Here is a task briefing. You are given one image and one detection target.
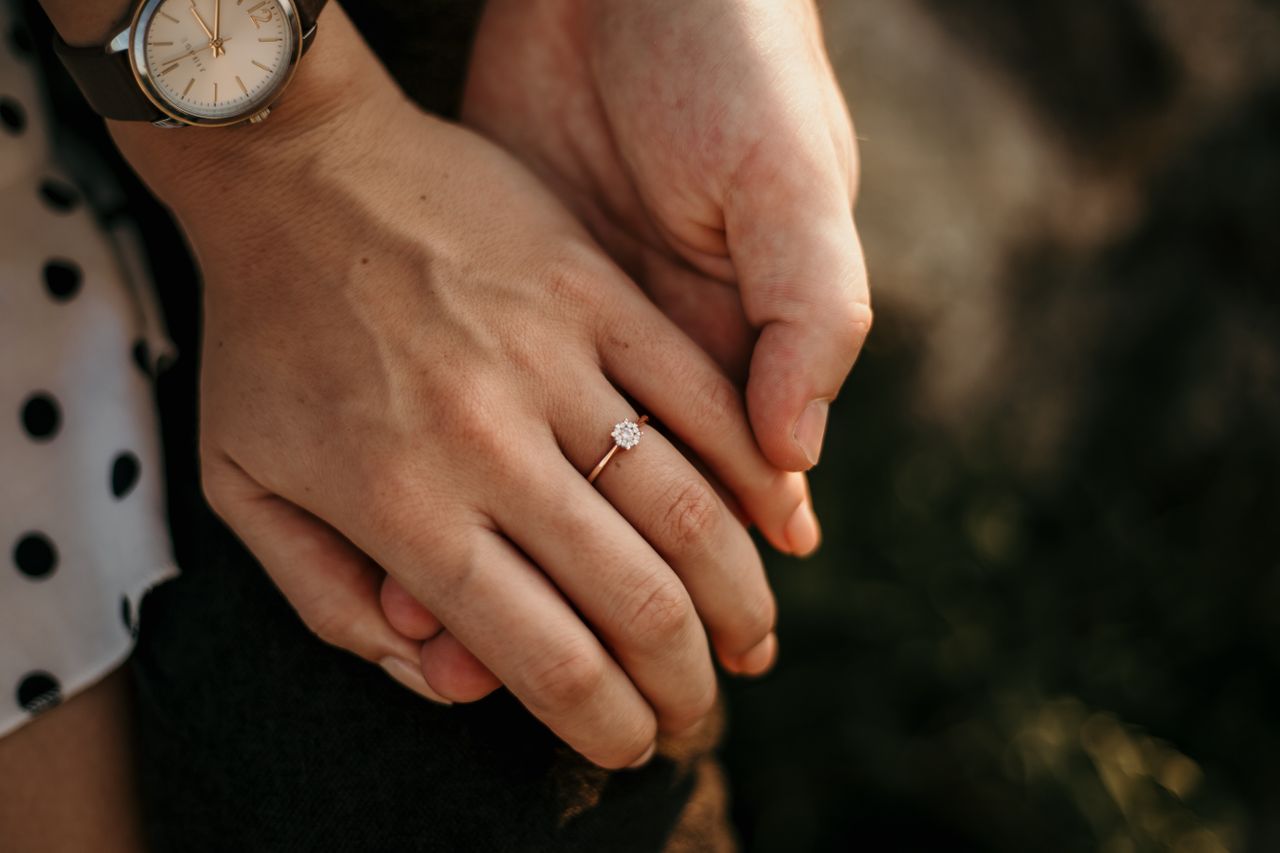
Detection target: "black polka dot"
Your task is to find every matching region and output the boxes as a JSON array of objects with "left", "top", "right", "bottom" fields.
[
  {"left": 38, "top": 179, "right": 80, "bottom": 213},
  {"left": 0, "top": 97, "right": 24, "bottom": 134},
  {"left": 111, "top": 452, "right": 141, "bottom": 498},
  {"left": 9, "top": 25, "right": 33, "bottom": 58},
  {"left": 20, "top": 392, "right": 61, "bottom": 441},
  {"left": 13, "top": 533, "right": 57, "bottom": 579},
  {"left": 121, "top": 596, "right": 134, "bottom": 633},
  {"left": 16, "top": 672, "right": 61, "bottom": 714},
  {"left": 43, "top": 259, "right": 82, "bottom": 301}
]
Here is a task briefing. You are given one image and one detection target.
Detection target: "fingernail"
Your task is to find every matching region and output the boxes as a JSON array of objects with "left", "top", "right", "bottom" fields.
[
  {"left": 627, "top": 742, "right": 657, "bottom": 769},
  {"left": 785, "top": 500, "right": 822, "bottom": 557},
  {"left": 379, "top": 656, "right": 453, "bottom": 706},
  {"left": 793, "top": 400, "right": 830, "bottom": 467},
  {"left": 728, "top": 632, "right": 778, "bottom": 677}
]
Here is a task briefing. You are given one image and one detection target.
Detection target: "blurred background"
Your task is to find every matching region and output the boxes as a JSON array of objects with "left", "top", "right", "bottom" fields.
[{"left": 721, "top": 1, "right": 1280, "bottom": 851}]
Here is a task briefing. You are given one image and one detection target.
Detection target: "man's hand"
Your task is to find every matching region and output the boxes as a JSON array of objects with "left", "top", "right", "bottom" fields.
[
  {"left": 110, "top": 6, "right": 803, "bottom": 768},
  {"left": 464, "top": 0, "right": 871, "bottom": 481}
]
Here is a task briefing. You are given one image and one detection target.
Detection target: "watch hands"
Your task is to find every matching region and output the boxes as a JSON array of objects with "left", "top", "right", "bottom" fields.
[
  {"left": 189, "top": 2, "right": 224, "bottom": 57},
  {"left": 159, "top": 37, "right": 232, "bottom": 68},
  {"left": 189, "top": 3, "right": 213, "bottom": 41},
  {"left": 213, "top": 0, "right": 223, "bottom": 57}
]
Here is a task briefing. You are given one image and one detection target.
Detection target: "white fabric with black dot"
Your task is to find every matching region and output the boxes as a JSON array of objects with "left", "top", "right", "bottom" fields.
[{"left": 0, "top": 4, "right": 176, "bottom": 738}]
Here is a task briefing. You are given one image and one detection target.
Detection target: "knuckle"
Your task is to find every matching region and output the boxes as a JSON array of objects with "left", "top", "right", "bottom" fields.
[
  {"left": 433, "top": 394, "right": 517, "bottom": 466},
  {"left": 661, "top": 478, "right": 722, "bottom": 554},
  {"left": 620, "top": 573, "right": 693, "bottom": 653},
  {"left": 524, "top": 639, "right": 608, "bottom": 716},
  {"left": 541, "top": 248, "right": 607, "bottom": 318},
  {"left": 840, "top": 297, "right": 874, "bottom": 355}
]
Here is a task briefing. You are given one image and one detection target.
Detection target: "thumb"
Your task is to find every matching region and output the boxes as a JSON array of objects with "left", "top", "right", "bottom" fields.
[{"left": 727, "top": 167, "right": 871, "bottom": 472}]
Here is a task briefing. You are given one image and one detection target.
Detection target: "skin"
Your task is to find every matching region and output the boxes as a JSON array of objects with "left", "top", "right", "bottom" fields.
[
  {"left": 383, "top": 0, "right": 870, "bottom": 699},
  {"left": 0, "top": 671, "right": 146, "bottom": 853},
  {"left": 109, "top": 6, "right": 813, "bottom": 769},
  {"left": 463, "top": 0, "right": 871, "bottom": 470},
  {"left": 28, "top": 0, "right": 863, "bottom": 778}
]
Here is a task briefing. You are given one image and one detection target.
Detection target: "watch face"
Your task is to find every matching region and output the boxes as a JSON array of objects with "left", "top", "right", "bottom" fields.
[{"left": 132, "top": 0, "right": 301, "bottom": 125}]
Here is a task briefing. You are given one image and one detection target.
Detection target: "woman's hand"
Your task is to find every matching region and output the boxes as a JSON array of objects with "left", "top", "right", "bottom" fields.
[
  {"left": 111, "top": 7, "right": 808, "bottom": 768},
  {"left": 464, "top": 0, "right": 872, "bottom": 472}
]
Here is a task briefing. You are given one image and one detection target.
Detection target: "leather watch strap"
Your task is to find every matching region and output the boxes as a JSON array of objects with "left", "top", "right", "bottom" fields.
[
  {"left": 54, "top": 36, "right": 161, "bottom": 122},
  {"left": 52, "top": 0, "right": 329, "bottom": 123},
  {"left": 295, "top": 0, "right": 327, "bottom": 33}
]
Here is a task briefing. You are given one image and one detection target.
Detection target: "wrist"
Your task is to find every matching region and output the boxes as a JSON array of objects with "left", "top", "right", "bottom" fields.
[{"left": 108, "top": 3, "right": 400, "bottom": 223}]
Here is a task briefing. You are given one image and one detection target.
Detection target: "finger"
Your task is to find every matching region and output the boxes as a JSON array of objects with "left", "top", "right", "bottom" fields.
[
  {"left": 725, "top": 146, "right": 872, "bottom": 472},
  {"left": 380, "top": 574, "right": 443, "bottom": 641},
  {"left": 596, "top": 280, "right": 821, "bottom": 556},
  {"left": 419, "top": 630, "right": 503, "bottom": 703},
  {"left": 589, "top": 220, "right": 756, "bottom": 385},
  {"left": 380, "top": 576, "right": 502, "bottom": 700},
  {"left": 553, "top": 376, "right": 777, "bottom": 675},
  {"left": 639, "top": 248, "right": 755, "bottom": 385},
  {"left": 496, "top": 458, "right": 718, "bottom": 734},
  {"left": 350, "top": 510, "right": 658, "bottom": 769},
  {"left": 202, "top": 458, "right": 451, "bottom": 705}
]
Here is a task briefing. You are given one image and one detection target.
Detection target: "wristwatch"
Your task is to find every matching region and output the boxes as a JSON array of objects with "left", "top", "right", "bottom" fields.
[{"left": 54, "top": 0, "right": 328, "bottom": 128}]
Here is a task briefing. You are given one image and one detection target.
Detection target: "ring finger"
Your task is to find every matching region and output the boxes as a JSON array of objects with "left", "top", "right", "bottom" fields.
[
  {"left": 555, "top": 374, "right": 777, "bottom": 672},
  {"left": 495, "top": 428, "right": 719, "bottom": 734}
]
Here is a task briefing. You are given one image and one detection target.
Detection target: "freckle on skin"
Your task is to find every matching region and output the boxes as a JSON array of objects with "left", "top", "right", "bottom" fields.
[
  {"left": 361, "top": 257, "right": 369, "bottom": 265},
  {"left": 419, "top": 195, "right": 426, "bottom": 201}
]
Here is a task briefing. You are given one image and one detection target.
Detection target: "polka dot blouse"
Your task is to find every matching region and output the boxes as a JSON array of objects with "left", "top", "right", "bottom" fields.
[{"left": 1, "top": 5, "right": 176, "bottom": 737}]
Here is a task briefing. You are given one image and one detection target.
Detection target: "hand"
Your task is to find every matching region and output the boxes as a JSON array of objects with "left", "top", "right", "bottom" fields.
[
  {"left": 111, "top": 7, "right": 804, "bottom": 768},
  {"left": 463, "top": 0, "right": 871, "bottom": 475}
]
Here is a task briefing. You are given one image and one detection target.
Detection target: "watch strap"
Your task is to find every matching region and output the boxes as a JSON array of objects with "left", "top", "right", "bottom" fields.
[
  {"left": 52, "top": 0, "right": 329, "bottom": 123},
  {"left": 295, "top": 0, "right": 327, "bottom": 34},
  {"left": 54, "top": 37, "right": 161, "bottom": 122}
]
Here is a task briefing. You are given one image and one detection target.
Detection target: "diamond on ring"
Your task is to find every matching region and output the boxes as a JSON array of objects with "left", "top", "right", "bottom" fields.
[{"left": 611, "top": 419, "right": 643, "bottom": 450}]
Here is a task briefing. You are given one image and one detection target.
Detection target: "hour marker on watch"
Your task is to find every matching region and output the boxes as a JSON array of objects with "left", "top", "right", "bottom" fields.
[
  {"left": 151, "top": 40, "right": 174, "bottom": 46},
  {"left": 213, "top": 82, "right": 218, "bottom": 105},
  {"left": 252, "top": 60, "right": 271, "bottom": 72},
  {"left": 159, "top": 10, "right": 179, "bottom": 23},
  {"left": 182, "top": 77, "right": 195, "bottom": 97},
  {"left": 159, "top": 63, "right": 179, "bottom": 76},
  {"left": 258, "top": 37, "right": 282, "bottom": 42},
  {"left": 236, "top": 75, "right": 248, "bottom": 95}
]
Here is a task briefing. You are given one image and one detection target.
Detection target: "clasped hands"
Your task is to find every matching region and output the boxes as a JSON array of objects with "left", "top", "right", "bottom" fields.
[{"left": 113, "top": 0, "right": 869, "bottom": 769}]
